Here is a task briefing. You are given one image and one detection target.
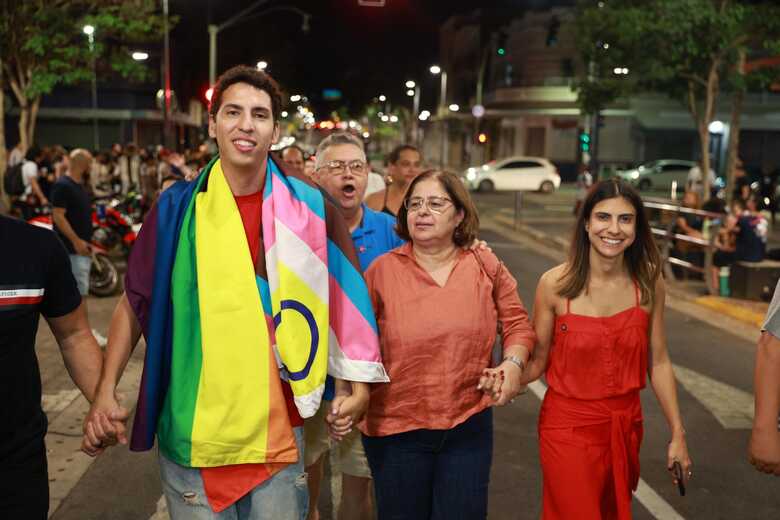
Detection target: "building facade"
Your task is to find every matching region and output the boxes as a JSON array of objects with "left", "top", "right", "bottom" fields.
[{"left": 423, "top": 7, "right": 780, "bottom": 181}]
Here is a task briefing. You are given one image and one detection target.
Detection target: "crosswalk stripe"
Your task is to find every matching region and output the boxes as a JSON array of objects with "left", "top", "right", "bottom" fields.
[
  {"left": 525, "top": 380, "right": 685, "bottom": 520},
  {"left": 673, "top": 363, "right": 754, "bottom": 429}
]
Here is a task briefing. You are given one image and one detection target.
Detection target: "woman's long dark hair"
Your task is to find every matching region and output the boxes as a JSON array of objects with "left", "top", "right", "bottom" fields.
[{"left": 558, "top": 178, "right": 661, "bottom": 305}]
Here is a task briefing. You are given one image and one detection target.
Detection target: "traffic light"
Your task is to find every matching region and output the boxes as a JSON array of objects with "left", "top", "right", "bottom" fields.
[
  {"left": 496, "top": 30, "right": 508, "bottom": 56},
  {"left": 477, "top": 132, "right": 488, "bottom": 144},
  {"left": 579, "top": 131, "right": 591, "bottom": 152}
]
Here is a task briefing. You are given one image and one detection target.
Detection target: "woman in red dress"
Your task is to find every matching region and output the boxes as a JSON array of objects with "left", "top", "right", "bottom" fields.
[{"left": 523, "top": 179, "right": 692, "bottom": 519}]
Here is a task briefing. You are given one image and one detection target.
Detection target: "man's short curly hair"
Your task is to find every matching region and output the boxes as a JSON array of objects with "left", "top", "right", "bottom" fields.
[{"left": 208, "top": 65, "right": 283, "bottom": 122}]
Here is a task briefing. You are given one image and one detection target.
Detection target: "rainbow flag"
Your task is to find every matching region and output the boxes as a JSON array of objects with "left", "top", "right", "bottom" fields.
[{"left": 125, "top": 155, "right": 388, "bottom": 467}]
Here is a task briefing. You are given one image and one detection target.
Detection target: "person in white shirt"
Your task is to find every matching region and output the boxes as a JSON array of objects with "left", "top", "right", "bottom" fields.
[
  {"left": 8, "top": 142, "right": 24, "bottom": 168},
  {"left": 364, "top": 170, "right": 386, "bottom": 199},
  {"left": 21, "top": 146, "right": 48, "bottom": 206},
  {"left": 686, "top": 161, "right": 716, "bottom": 198}
]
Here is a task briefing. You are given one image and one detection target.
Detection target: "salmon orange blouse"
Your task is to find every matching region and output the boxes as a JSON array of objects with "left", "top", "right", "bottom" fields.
[{"left": 362, "top": 243, "right": 536, "bottom": 437}]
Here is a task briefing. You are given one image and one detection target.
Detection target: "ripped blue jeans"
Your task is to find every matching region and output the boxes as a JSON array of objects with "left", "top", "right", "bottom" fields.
[{"left": 159, "top": 427, "right": 308, "bottom": 520}]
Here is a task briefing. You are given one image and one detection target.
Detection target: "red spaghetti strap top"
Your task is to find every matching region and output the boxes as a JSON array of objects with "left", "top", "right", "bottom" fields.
[{"left": 546, "top": 283, "right": 650, "bottom": 400}]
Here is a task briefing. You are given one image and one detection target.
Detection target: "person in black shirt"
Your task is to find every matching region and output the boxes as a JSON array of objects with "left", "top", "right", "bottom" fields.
[
  {"left": 0, "top": 215, "right": 103, "bottom": 519},
  {"left": 735, "top": 194, "right": 769, "bottom": 262},
  {"left": 51, "top": 149, "right": 94, "bottom": 296}
]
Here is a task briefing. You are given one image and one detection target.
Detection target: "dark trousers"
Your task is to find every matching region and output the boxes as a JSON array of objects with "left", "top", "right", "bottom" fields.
[
  {"left": 363, "top": 408, "right": 493, "bottom": 520},
  {"left": 0, "top": 442, "right": 49, "bottom": 519}
]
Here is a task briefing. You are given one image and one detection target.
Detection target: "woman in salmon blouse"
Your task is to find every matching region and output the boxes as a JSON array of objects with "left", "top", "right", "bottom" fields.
[
  {"left": 524, "top": 179, "right": 692, "bottom": 519},
  {"left": 360, "top": 169, "right": 536, "bottom": 520}
]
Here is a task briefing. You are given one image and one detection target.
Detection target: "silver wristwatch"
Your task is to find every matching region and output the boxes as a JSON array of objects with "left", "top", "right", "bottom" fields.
[{"left": 502, "top": 355, "right": 525, "bottom": 371}]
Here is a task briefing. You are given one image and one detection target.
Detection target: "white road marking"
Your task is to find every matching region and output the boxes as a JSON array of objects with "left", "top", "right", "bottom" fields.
[
  {"left": 47, "top": 359, "right": 143, "bottom": 518},
  {"left": 525, "top": 380, "right": 685, "bottom": 520},
  {"left": 673, "top": 363, "right": 754, "bottom": 429},
  {"left": 635, "top": 479, "right": 685, "bottom": 520}
]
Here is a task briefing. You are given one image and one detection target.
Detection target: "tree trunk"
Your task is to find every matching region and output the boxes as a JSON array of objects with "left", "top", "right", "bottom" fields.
[
  {"left": 700, "top": 60, "right": 720, "bottom": 199},
  {"left": 725, "top": 49, "right": 746, "bottom": 206},
  {"left": 18, "top": 103, "right": 29, "bottom": 152},
  {"left": 725, "top": 89, "right": 744, "bottom": 205},
  {"left": 28, "top": 96, "right": 40, "bottom": 146},
  {"left": 698, "top": 120, "right": 711, "bottom": 198}
]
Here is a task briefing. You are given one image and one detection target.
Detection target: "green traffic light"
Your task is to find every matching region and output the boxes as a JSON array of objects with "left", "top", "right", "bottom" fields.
[
  {"left": 497, "top": 48, "right": 506, "bottom": 56},
  {"left": 580, "top": 133, "right": 591, "bottom": 143}
]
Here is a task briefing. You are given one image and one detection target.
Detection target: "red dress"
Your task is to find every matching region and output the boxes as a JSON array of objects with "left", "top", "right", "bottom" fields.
[{"left": 539, "top": 285, "right": 649, "bottom": 520}]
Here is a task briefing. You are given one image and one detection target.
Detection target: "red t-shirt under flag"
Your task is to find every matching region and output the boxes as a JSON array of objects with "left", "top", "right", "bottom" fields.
[{"left": 201, "top": 191, "right": 303, "bottom": 512}]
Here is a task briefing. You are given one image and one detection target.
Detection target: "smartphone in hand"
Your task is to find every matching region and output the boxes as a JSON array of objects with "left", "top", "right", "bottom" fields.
[{"left": 672, "top": 461, "right": 686, "bottom": 496}]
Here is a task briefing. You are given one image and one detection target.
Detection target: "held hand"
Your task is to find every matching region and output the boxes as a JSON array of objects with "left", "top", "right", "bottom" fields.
[
  {"left": 478, "top": 367, "right": 503, "bottom": 402},
  {"left": 326, "top": 390, "right": 369, "bottom": 441},
  {"left": 75, "top": 239, "right": 92, "bottom": 257},
  {"left": 81, "top": 390, "right": 130, "bottom": 457},
  {"left": 667, "top": 435, "right": 693, "bottom": 486},
  {"left": 749, "top": 428, "right": 780, "bottom": 476},
  {"left": 479, "top": 361, "right": 525, "bottom": 406},
  {"left": 326, "top": 395, "right": 353, "bottom": 441},
  {"left": 184, "top": 167, "right": 200, "bottom": 182},
  {"left": 467, "top": 238, "right": 492, "bottom": 253}
]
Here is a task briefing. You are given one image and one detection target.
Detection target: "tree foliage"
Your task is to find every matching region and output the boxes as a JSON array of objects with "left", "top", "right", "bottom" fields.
[
  {"left": 0, "top": 0, "right": 170, "bottom": 151},
  {"left": 573, "top": 0, "right": 780, "bottom": 194}
]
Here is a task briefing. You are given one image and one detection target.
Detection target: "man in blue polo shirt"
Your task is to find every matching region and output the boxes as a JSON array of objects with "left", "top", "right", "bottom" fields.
[{"left": 305, "top": 131, "right": 402, "bottom": 520}]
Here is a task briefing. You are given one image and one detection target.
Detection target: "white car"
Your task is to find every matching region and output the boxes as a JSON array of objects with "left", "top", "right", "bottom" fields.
[
  {"left": 464, "top": 156, "right": 561, "bottom": 193},
  {"left": 616, "top": 159, "right": 696, "bottom": 192}
]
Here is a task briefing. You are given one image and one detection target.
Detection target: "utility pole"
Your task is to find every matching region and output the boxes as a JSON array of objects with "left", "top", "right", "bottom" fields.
[{"left": 163, "top": 0, "right": 173, "bottom": 148}]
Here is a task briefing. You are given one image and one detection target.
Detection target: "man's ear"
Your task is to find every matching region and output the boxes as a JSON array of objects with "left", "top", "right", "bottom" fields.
[
  {"left": 208, "top": 115, "right": 217, "bottom": 139},
  {"left": 272, "top": 122, "right": 280, "bottom": 144}
]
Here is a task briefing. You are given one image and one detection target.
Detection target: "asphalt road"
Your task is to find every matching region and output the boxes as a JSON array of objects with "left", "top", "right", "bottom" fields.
[{"left": 35, "top": 191, "right": 778, "bottom": 519}]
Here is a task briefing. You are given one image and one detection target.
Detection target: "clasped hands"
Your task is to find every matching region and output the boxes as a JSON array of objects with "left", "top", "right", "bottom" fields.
[
  {"left": 478, "top": 358, "right": 527, "bottom": 407},
  {"left": 326, "top": 382, "right": 370, "bottom": 441},
  {"left": 81, "top": 386, "right": 130, "bottom": 457}
]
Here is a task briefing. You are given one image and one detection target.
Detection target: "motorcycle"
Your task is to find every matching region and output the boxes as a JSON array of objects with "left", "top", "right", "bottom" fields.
[
  {"left": 92, "top": 196, "right": 139, "bottom": 257},
  {"left": 25, "top": 206, "right": 121, "bottom": 297}
]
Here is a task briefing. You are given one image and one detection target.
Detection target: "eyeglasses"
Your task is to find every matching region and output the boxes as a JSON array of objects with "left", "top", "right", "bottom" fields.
[
  {"left": 319, "top": 160, "right": 368, "bottom": 176},
  {"left": 404, "top": 196, "right": 453, "bottom": 214}
]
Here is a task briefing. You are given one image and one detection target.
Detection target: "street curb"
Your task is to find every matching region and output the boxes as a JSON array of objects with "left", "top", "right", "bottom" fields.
[
  {"left": 694, "top": 296, "right": 765, "bottom": 329},
  {"left": 484, "top": 211, "right": 766, "bottom": 330}
]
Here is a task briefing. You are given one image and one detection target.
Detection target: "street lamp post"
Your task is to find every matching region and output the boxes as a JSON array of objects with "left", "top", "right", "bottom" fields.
[
  {"left": 162, "top": 0, "right": 173, "bottom": 148},
  {"left": 405, "top": 80, "right": 421, "bottom": 144},
  {"left": 83, "top": 24, "right": 99, "bottom": 151},
  {"left": 208, "top": 3, "right": 310, "bottom": 87},
  {"left": 430, "top": 65, "right": 448, "bottom": 168}
]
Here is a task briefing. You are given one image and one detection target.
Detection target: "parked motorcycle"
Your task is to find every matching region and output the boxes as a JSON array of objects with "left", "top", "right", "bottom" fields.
[
  {"left": 92, "top": 197, "right": 138, "bottom": 257},
  {"left": 25, "top": 206, "right": 121, "bottom": 297}
]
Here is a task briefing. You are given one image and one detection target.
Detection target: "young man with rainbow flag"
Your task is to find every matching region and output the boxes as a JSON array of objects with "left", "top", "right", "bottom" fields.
[{"left": 81, "top": 65, "right": 389, "bottom": 519}]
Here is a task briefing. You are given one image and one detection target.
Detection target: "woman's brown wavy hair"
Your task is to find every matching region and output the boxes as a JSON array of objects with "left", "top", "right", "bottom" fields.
[{"left": 557, "top": 178, "right": 661, "bottom": 305}]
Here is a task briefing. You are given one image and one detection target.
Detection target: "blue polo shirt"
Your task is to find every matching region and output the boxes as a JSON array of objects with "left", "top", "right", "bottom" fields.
[
  {"left": 352, "top": 204, "right": 405, "bottom": 271},
  {"left": 324, "top": 205, "right": 404, "bottom": 400}
]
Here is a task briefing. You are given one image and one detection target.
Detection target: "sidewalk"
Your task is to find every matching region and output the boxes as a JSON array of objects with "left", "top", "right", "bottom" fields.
[{"left": 482, "top": 208, "right": 770, "bottom": 331}]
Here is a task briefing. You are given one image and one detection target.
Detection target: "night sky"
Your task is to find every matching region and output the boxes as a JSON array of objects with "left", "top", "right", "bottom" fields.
[{"left": 167, "top": 0, "right": 573, "bottom": 118}]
